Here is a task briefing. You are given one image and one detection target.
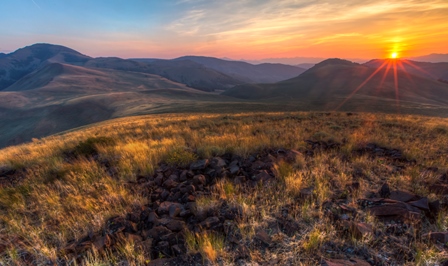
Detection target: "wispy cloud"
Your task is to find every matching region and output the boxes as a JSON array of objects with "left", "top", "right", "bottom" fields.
[
  {"left": 30, "top": 0, "right": 41, "bottom": 10},
  {"left": 161, "top": 0, "right": 448, "bottom": 58}
]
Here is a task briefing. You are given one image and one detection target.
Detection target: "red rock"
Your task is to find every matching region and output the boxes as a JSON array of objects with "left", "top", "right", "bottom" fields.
[
  {"left": 352, "top": 222, "right": 373, "bottom": 239},
  {"left": 389, "top": 190, "right": 418, "bottom": 202},
  {"left": 409, "top": 198, "right": 429, "bottom": 211}
]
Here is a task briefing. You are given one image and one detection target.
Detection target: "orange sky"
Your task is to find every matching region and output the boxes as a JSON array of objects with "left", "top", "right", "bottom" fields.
[{"left": 1, "top": 0, "right": 448, "bottom": 60}]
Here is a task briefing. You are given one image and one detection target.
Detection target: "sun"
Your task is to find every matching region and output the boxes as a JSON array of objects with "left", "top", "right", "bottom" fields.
[{"left": 390, "top": 52, "right": 398, "bottom": 59}]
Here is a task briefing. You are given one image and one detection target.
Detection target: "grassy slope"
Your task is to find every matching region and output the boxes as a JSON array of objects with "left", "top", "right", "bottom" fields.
[
  {"left": 0, "top": 63, "right": 249, "bottom": 148},
  {"left": 0, "top": 112, "right": 447, "bottom": 265}
]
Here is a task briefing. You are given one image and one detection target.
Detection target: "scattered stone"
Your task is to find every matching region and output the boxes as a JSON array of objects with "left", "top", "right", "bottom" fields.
[{"left": 190, "top": 159, "right": 209, "bottom": 170}]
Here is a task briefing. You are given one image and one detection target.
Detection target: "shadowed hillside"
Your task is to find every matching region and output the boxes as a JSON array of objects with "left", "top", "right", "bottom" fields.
[
  {"left": 171, "top": 56, "right": 306, "bottom": 83},
  {"left": 224, "top": 58, "right": 448, "bottom": 110},
  {"left": 365, "top": 59, "right": 448, "bottom": 81},
  {"left": 0, "top": 43, "right": 91, "bottom": 90}
]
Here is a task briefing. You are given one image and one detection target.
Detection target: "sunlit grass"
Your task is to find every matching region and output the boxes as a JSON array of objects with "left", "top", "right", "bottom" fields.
[{"left": 0, "top": 111, "right": 447, "bottom": 264}]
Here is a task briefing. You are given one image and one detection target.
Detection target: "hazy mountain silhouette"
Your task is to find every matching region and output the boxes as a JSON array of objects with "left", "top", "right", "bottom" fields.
[
  {"left": 0, "top": 53, "right": 7, "bottom": 59},
  {"left": 408, "top": 53, "right": 448, "bottom": 63},
  {"left": 170, "top": 56, "right": 306, "bottom": 83},
  {"left": 224, "top": 58, "right": 448, "bottom": 106}
]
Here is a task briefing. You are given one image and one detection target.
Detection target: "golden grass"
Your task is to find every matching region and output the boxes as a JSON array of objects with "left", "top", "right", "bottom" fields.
[{"left": 0, "top": 111, "right": 447, "bottom": 264}]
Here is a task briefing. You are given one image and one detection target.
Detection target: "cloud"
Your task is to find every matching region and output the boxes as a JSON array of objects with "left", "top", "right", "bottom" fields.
[{"left": 161, "top": 0, "right": 448, "bottom": 58}]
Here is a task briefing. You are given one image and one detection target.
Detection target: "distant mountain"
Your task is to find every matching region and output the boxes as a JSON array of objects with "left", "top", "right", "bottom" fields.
[
  {"left": 89, "top": 57, "right": 242, "bottom": 91},
  {"left": 0, "top": 44, "right": 242, "bottom": 92},
  {"left": 364, "top": 59, "right": 448, "bottom": 81},
  {"left": 408, "top": 54, "right": 448, "bottom": 63},
  {"left": 224, "top": 58, "right": 448, "bottom": 107},
  {"left": 0, "top": 43, "right": 91, "bottom": 90},
  {"left": 0, "top": 53, "right": 7, "bottom": 59},
  {"left": 244, "top": 57, "right": 367, "bottom": 65},
  {"left": 296, "top": 63, "right": 315, "bottom": 69},
  {"left": 170, "top": 56, "right": 306, "bottom": 83}
]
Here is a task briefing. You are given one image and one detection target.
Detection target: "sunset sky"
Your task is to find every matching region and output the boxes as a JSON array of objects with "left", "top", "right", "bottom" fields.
[{"left": 1, "top": 0, "right": 448, "bottom": 60}]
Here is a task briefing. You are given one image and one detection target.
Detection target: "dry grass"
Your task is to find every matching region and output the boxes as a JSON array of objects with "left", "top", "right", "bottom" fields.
[{"left": 0, "top": 111, "right": 448, "bottom": 264}]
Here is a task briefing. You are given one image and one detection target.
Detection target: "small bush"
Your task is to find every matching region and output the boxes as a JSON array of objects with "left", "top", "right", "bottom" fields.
[
  {"left": 165, "top": 147, "right": 197, "bottom": 167},
  {"left": 73, "top": 137, "right": 116, "bottom": 157},
  {"left": 185, "top": 230, "right": 224, "bottom": 262}
]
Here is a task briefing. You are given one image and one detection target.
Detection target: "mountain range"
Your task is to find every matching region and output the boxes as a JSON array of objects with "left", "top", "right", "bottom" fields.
[{"left": 1, "top": 43, "right": 448, "bottom": 148}]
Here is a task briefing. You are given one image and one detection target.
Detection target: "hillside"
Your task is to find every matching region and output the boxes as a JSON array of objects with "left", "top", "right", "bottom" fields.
[
  {"left": 0, "top": 43, "right": 91, "bottom": 90},
  {"left": 0, "top": 112, "right": 447, "bottom": 265},
  {"left": 364, "top": 59, "right": 448, "bottom": 81},
  {"left": 0, "top": 62, "right": 245, "bottom": 147},
  {"left": 224, "top": 58, "right": 448, "bottom": 111}
]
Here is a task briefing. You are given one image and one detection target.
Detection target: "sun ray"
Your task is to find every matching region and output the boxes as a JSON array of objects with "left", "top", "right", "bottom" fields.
[
  {"left": 402, "top": 59, "right": 438, "bottom": 79},
  {"left": 335, "top": 60, "right": 388, "bottom": 110},
  {"left": 397, "top": 60, "right": 414, "bottom": 84},
  {"left": 393, "top": 60, "right": 400, "bottom": 112},
  {"left": 378, "top": 59, "right": 392, "bottom": 92}
]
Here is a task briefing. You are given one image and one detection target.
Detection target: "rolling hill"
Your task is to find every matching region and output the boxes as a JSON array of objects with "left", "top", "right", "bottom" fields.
[
  {"left": 0, "top": 43, "right": 91, "bottom": 90},
  {"left": 0, "top": 62, "right": 245, "bottom": 147},
  {"left": 171, "top": 56, "right": 306, "bottom": 83},
  {"left": 223, "top": 58, "right": 448, "bottom": 110}
]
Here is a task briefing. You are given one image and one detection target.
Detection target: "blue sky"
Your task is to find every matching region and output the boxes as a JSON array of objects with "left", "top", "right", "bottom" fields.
[{"left": 1, "top": 0, "right": 448, "bottom": 59}]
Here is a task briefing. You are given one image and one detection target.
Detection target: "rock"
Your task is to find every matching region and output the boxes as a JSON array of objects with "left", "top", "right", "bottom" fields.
[
  {"left": 155, "top": 241, "right": 171, "bottom": 257},
  {"left": 409, "top": 198, "right": 429, "bottom": 212},
  {"left": 165, "top": 220, "right": 185, "bottom": 232},
  {"left": 251, "top": 160, "right": 265, "bottom": 170},
  {"left": 230, "top": 165, "right": 240, "bottom": 175},
  {"left": 253, "top": 170, "right": 271, "bottom": 183},
  {"left": 169, "top": 204, "right": 182, "bottom": 218},
  {"left": 180, "top": 184, "right": 195, "bottom": 194},
  {"left": 193, "top": 175, "right": 206, "bottom": 186},
  {"left": 200, "top": 216, "right": 221, "bottom": 230},
  {"left": 378, "top": 183, "right": 390, "bottom": 198},
  {"left": 389, "top": 190, "right": 418, "bottom": 202},
  {"left": 162, "top": 179, "right": 178, "bottom": 190},
  {"left": 322, "top": 258, "right": 371, "bottom": 266},
  {"left": 148, "top": 258, "right": 174, "bottom": 266},
  {"left": 423, "top": 232, "right": 448, "bottom": 244},
  {"left": 157, "top": 202, "right": 183, "bottom": 215},
  {"left": 171, "top": 244, "right": 185, "bottom": 256},
  {"left": 254, "top": 230, "right": 272, "bottom": 247},
  {"left": 234, "top": 176, "right": 246, "bottom": 185},
  {"left": 190, "top": 159, "right": 209, "bottom": 170},
  {"left": 368, "top": 202, "right": 420, "bottom": 221},
  {"left": 146, "top": 226, "right": 172, "bottom": 241},
  {"left": 351, "top": 222, "right": 373, "bottom": 239},
  {"left": 212, "top": 157, "right": 227, "bottom": 168}
]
